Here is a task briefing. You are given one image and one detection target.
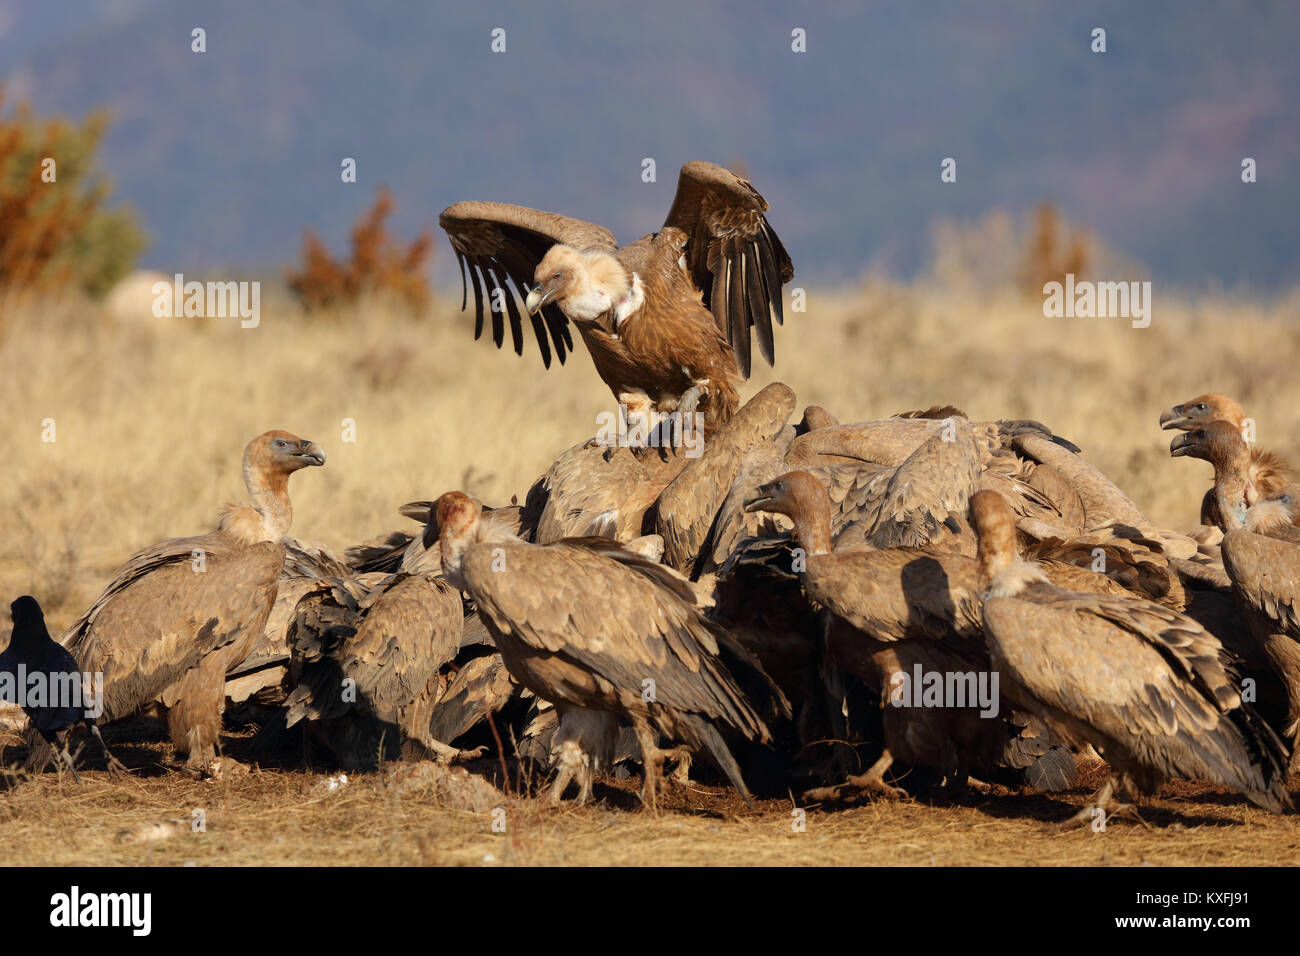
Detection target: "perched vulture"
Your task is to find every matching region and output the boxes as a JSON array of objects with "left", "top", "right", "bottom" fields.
[
  {"left": 437, "top": 491, "right": 788, "bottom": 807},
  {"left": 1159, "top": 393, "right": 1291, "bottom": 527},
  {"left": 971, "top": 489, "right": 1290, "bottom": 826},
  {"left": 440, "top": 161, "right": 793, "bottom": 429},
  {"left": 743, "top": 471, "right": 1085, "bottom": 799},
  {"left": 1176, "top": 422, "right": 1300, "bottom": 752},
  {"left": 62, "top": 430, "right": 325, "bottom": 770},
  {"left": 3, "top": 596, "right": 123, "bottom": 779}
]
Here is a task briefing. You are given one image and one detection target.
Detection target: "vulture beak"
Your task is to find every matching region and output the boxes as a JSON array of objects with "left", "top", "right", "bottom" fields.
[
  {"left": 743, "top": 484, "right": 777, "bottom": 513},
  {"left": 1159, "top": 404, "right": 1188, "bottom": 430},
  {"left": 1168, "top": 433, "right": 1194, "bottom": 457},
  {"left": 297, "top": 441, "right": 326, "bottom": 466},
  {"left": 525, "top": 285, "right": 555, "bottom": 315}
]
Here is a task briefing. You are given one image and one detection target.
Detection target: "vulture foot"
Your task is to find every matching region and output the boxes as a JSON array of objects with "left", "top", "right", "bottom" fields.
[
  {"left": 803, "top": 751, "right": 907, "bottom": 803},
  {"left": 631, "top": 719, "right": 670, "bottom": 812},
  {"left": 1052, "top": 778, "right": 1150, "bottom": 832},
  {"left": 668, "top": 748, "right": 693, "bottom": 786},
  {"left": 411, "top": 735, "right": 486, "bottom": 765}
]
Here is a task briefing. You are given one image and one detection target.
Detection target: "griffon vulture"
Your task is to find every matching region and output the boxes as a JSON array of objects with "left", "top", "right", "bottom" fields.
[
  {"left": 440, "top": 161, "right": 793, "bottom": 429},
  {"left": 1175, "top": 422, "right": 1300, "bottom": 753},
  {"left": 62, "top": 430, "right": 325, "bottom": 770},
  {"left": 971, "top": 489, "right": 1290, "bottom": 826},
  {"left": 436, "top": 491, "right": 788, "bottom": 808},
  {"left": 1160, "top": 393, "right": 1291, "bottom": 527}
]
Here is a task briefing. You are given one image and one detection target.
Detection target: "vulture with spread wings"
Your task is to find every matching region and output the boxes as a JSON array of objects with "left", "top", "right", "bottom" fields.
[{"left": 440, "top": 162, "right": 793, "bottom": 429}]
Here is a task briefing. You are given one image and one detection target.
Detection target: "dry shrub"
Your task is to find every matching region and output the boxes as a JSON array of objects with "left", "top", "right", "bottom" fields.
[
  {"left": 1016, "top": 202, "right": 1093, "bottom": 297},
  {"left": 286, "top": 186, "right": 433, "bottom": 314},
  {"left": 0, "top": 87, "right": 145, "bottom": 301},
  {"left": 927, "top": 202, "right": 1138, "bottom": 297}
]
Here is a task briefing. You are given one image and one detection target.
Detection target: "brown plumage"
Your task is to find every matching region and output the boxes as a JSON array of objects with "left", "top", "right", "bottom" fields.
[
  {"left": 1246, "top": 483, "right": 1300, "bottom": 544},
  {"left": 283, "top": 571, "right": 479, "bottom": 768},
  {"left": 1179, "top": 424, "right": 1300, "bottom": 752},
  {"left": 1159, "top": 392, "right": 1291, "bottom": 526},
  {"left": 63, "top": 430, "right": 324, "bottom": 770},
  {"left": 1169, "top": 420, "right": 1260, "bottom": 531},
  {"left": 522, "top": 441, "right": 684, "bottom": 544},
  {"left": 971, "top": 489, "right": 1290, "bottom": 825},
  {"left": 437, "top": 491, "right": 788, "bottom": 808},
  {"left": 440, "top": 162, "right": 793, "bottom": 429},
  {"left": 742, "top": 472, "right": 1086, "bottom": 798},
  {"left": 783, "top": 416, "right": 982, "bottom": 554},
  {"left": 654, "top": 382, "right": 796, "bottom": 572}
]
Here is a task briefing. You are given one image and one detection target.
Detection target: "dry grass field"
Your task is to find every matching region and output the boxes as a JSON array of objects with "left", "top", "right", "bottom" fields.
[{"left": 3, "top": 278, "right": 1300, "bottom": 865}]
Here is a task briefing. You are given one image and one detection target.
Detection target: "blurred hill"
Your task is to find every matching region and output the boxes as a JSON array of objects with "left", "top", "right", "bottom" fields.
[{"left": 2, "top": 0, "right": 1297, "bottom": 288}]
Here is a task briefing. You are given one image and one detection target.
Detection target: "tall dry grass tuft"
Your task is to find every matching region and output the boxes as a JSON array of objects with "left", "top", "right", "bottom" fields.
[{"left": 3, "top": 278, "right": 1298, "bottom": 636}]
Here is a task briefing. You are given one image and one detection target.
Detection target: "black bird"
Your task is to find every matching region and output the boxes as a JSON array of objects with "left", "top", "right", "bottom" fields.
[{"left": 2, "top": 596, "right": 124, "bottom": 780}]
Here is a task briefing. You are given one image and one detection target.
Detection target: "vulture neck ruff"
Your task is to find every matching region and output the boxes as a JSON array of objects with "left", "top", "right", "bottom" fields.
[
  {"left": 220, "top": 441, "right": 299, "bottom": 543},
  {"left": 1209, "top": 439, "right": 1257, "bottom": 531}
]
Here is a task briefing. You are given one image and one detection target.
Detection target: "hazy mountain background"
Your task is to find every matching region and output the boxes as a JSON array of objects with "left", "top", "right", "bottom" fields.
[{"left": 2, "top": 0, "right": 1296, "bottom": 289}]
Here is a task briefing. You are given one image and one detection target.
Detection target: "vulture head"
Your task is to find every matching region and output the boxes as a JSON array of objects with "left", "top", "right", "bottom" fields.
[
  {"left": 245, "top": 430, "right": 326, "bottom": 480},
  {"left": 221, "top": 431, "right": 325, "bottom": 543},
  {"left": 1159, "top": 393, "right": 1245, "bottom": 431},
  {"left": 744, "top": 470, "right": 825, "bottom": 519},
  {"left": 526, "top": 245, "right": 631, "bottom": 324},
  {"left": 1168, "top": 420, "right": 1247, "bottom": 464},
  {"left": 969, "top": 489, "right": 1025, "bottom": 593},
  {"left": 434, "top": 491, "right": 482, "bottom": 589},
  {"left": 744, "top": 470, "right": 832, "bottom": 554}
]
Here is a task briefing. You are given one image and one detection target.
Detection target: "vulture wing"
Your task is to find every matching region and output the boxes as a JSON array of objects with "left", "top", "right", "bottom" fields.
[
  {"left": 439, "top": 201, "right": 617, "bottom": 367},
  {"left": 662, "top": 162, "right": 793, "bottom": 377},
  {"left": 60, "top": 532, "right": 220, "bottom": 656},
  {"left": 984, "top": 583, "right": 1288, "bottom": 808},
  {"left": 1222, "top": 529, "right": 1300, "bottom": 635},
  {"left": 286, "top": 573, "right": 462, "bottom": 726},
  {"left": 805, "top": 549, "right": 984, "bottom": 644},
  {"left": 463, "top": 541, "right": 772, "bottom": 742},
  {"left": 76, "top": 542, "right": 284, "bottom": 722},
  {"left": 867, "top": 417, "right": 982, "bottom": 549}
]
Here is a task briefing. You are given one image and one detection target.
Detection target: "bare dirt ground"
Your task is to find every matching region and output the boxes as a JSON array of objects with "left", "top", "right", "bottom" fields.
[{"left": 3, "top": 721, "right": 1297, "bottom": 866}]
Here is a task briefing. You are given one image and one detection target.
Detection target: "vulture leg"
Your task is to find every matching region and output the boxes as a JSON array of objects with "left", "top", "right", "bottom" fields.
[
  {"left": 803, "top": 749, "right": 907, "bottom": 803},
  {"left": 669, "top": 749, "right": 693, "bottom": 785},
  {"left": 1054, "top": 777, "right": 1150, "bottom": 832},
  {"left": 674, "top": 384, "right": 707, "bottom": 449},
  {"left": 546, "top": 739, "right": 587, "bottom": 806},
  {"left": 89, "top": 725, "right": 128, "bottom": 777},
  {"left": 408, "top": 733, "right": 486, "bottom": 765},
  {"left": 619, "top": 391, "right": 655, "bottom": 450},
  {"left": 163, "top": 655, "right": 229, "bottom": 771},
  {"left": 630, "top": 717, "right": 665, "bottom": 812}
]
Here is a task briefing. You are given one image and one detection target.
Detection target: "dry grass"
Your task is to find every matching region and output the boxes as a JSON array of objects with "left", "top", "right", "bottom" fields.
[
  {"left": 3, "top": 724, "right": 1298, "bottom": 866},
  {"left": 3, "top": 279, "right": 1300, "bottom": 865}
]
